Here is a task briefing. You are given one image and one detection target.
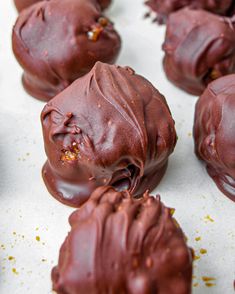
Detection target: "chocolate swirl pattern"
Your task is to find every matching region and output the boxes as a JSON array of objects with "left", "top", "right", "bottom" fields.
[
  {"left": 52, "top": 186, "right": 193, "bottom": 294},
  {"left": 163, "top": 8, "right": 235, "bottom": 95},
  {"left": 194, "top": 74, "right": 235, "bottom": 202},
  {"left": 41, "top": 62, "right": 177, "bottom": 207},
  {"left": 12, "top": 0, "right": 120, "bottom": 101}
]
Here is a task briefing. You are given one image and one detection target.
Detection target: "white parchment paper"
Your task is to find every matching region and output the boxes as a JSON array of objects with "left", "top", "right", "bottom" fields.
[{"left": 0, "top": 0, "right": 234, "bottom": 293}]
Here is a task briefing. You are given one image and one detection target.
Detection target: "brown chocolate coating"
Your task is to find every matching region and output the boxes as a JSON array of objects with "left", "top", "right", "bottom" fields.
[
  {"left": 13, "top": 0, "right": 111, "bottom": 12},
  {"left": 41, "top": 62, "right": 177, "bottom": 207},
  {"left": 194, "top": 74, "right": 235, "bottom": 202},
  {"left": 12, "top": 0, "right": 120, "bottom": 101},
  {"left": 145, "top": 0, "right": 233, "bottom": 24},
  {"left": 163, "top": 8, "right": 235, "bottom": 96},
  {"left": 52, "top": 186, "right": 193, "bottom": 294}
]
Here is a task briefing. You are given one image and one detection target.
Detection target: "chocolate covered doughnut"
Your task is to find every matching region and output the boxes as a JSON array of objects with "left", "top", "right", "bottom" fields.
[
  {"left": 52, "top": 186, "right": 193, "bottom": 294},
  {"left": 194, "top": 74, "right": 235, "bottom": 202},
  {"left": 146, "top": 0, "right": 234, "bottom": 24},
  {"left": 12, "top": 0, "right": 120, "bottom": 101},
  {"left": 41, "top": 62, "right": 177, "bottom": 207},
  {"left": 163, "top": 8, "right": 235, "bottom": 95}
]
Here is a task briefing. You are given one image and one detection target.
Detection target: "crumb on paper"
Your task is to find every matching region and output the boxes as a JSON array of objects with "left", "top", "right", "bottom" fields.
[
  {"left": 205, "top": 282, "right": 216, "bottom": 287},
  {"left": 188, "top": 132, "right": 192, "bottom": 137},
  {"left": 8, "top": 256, "right": 15, "bottom": 261},
  {"left": 12, "top": 268, "right": 19, "bottom": 275},
  {"left": 195, "top": 236, "right": 201, "bottom": 241},
  {"left": 193, "top": 255, "right": 200, "bottom": 261},
  {"left": 36, "top": 236, "right": 40, "bottom": 242},
  {"left": 202, "top": 276, "right": 216, "bottom": 282},
  {"left": 204, "top": 215, "right": 214, "bottom": 222},
  {"left": 193, "top": 283, "right": 199, "bottom": 287},
  {"left": 200, "top": 248, "right": 207, "bottom": 254}
]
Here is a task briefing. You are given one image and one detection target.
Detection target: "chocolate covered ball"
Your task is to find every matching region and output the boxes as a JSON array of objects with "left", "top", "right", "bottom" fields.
[
  {"left": 13, "top": 0, "right": 111, "bottom": 12},
  {"left": 52, "top": 186, "right": 193, "bottom": 294},
  {"left": 145, "top": 0, "right": 233, "bottom": 24},
  {"left": 41, "top": 62, "right": 177, "bottom": 207},
  {"left": 12, "top": 0, "right": 120, "bottom": 101},
  {"left": 163, "top": 8, "right": 235, "bottom": 95},
  {"left": 194, "top": 74, "right": 235, "bottom": 202}
]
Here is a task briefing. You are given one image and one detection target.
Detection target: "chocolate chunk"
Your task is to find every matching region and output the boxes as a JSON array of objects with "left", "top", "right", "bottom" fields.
[
  {"left": 163, "top": 7, "right": 235, "bottom": 95},
  {"left": 145, "top": 0, "right": 233, "bottom": 24},
  {"left": 41, "top": 62, "right": 177, "bottom": 207},
  {"left": 12, "top": 0, "right": 120, "bottom": 101},
  {"left": 52, "top": 186, "right": 193, "bottom": 294},
  {"left": 194, "top": 74, "right": 235, "bottom": 202}
]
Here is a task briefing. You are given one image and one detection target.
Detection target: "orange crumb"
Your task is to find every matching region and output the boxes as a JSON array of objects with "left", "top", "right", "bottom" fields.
[
  {"left": 205, "top": 282, "right": 216, "bottom": 287},
  {"left": 12, "top": 268, "right": 19, "bottom": 275},
  {"left": 193, "top": 255, "right": 200, "bottom": 261},
  {"left": 170, "top": 208, "right": 175, "bottom": 216},
  {"left": 204, "top": 215, "right": 214, "bottom": 222},
  {"left": 200, "top": 248, "right": 207, "bottom": 254},
  {"left": 193, "top": 283, "right": 199, "bottom": 287},
  {"left": 202, "top": 277, "right": 216, "bottom": 282}
]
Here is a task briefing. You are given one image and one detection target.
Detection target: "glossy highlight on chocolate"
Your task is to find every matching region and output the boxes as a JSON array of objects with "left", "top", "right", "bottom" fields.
[
  {"left": 52, "top": 186, "right": 193, "bottom": 294},
  {"left": 194, "top": 74, "right": 235, "bottom": 202},
  {"left": 145, "top": 0, "right": 234, "bottom": 24},
  {"left": 12, "top": 0, "right": 120, "bottom": 101},
  {"left": 41, "top": 62, "right": 177, "bottom": 207},
  {"left": 163, "top": 8, "right": 235, "bottom": 95}
]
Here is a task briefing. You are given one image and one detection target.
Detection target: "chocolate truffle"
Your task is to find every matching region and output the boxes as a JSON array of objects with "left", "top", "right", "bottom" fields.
[
  {"left": 14, "top": 0, "right": 111, "bottom": 12},
  {"left": 12, "top": 0, "right": 120, "bottom": 101},
  {"left": 194, "top": 74, "right": 235, "bottom": 202},
  {"left": 163, "top": 8, "right": 235, "bottom": 95},
  {"left": 52, "top": 186, "right": 193, "bottom": 294},
  {"left": 145, "top": 0, "right": 233, "bottom": 24},
  {"left": 41, "top": 62, "right": 177, "bottom": 207}
]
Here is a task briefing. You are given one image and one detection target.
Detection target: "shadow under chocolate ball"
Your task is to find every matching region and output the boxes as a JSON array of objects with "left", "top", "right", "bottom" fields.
[
  {"left": 41, "top": 62, "right": 177, "bottom": 207},
  {"left": 12, "top": 0, "right": 120, "bottom": 101}
]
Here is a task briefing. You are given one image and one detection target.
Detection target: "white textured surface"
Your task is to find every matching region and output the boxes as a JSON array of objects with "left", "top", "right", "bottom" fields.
[{"left": 0, "top": 0, "right": 234, "bottom": 293}]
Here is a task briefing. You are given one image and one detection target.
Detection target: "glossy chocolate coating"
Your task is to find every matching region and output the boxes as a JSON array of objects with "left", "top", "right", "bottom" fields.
[
  {"left": 163, "top": 8, "right": 235, "bottom": 95},
  {"left": 12, "top": 0, "right": 120, "bottom": 101},
  {"left": 41, "top": 62, "right": 177, "bottom": 207},
  {"left": 194, "top": 74, "right": 235, "bottom": 202},
  {"left": 145, "top": 0, "right": 233, "bottom": 24},
  {"left": 13, "top": 0, "right": 111, "bottom": 12},
  {"left": 52, "top": 186, "right": 193, "bottom": 294}
]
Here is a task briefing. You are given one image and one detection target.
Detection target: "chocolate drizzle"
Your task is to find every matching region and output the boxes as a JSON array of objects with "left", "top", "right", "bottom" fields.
[
  {"left": 52, "top": 186, "right": 193, "bottom": 294},
  {"left": 41, "top": 62, "right": 177, "bottom": 207},
  {"left": 12, "top": 0, "right": 120, "bottom": 101},
  {"left": 194, "top": 74, "right": 235, "bottom": 201},
  {"left": 163, "top": 8, "right": 235, "bottom": 95}
]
